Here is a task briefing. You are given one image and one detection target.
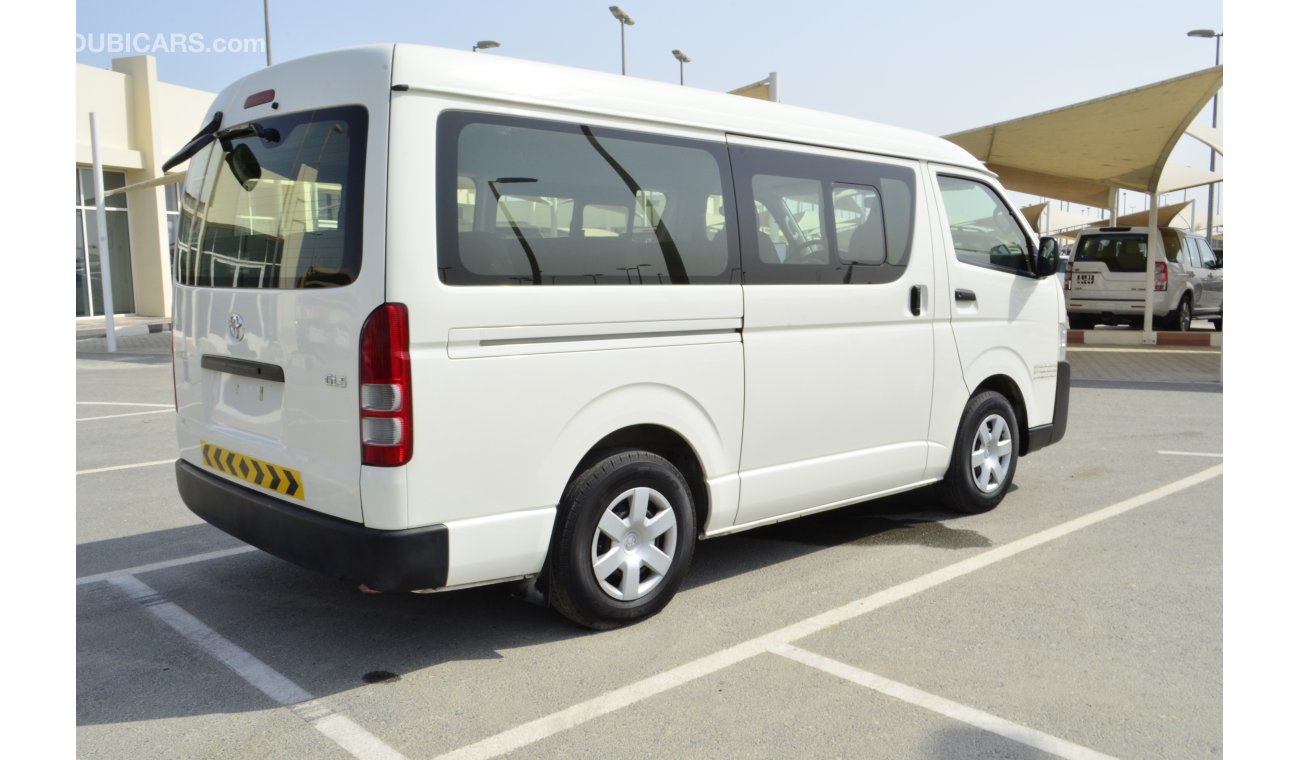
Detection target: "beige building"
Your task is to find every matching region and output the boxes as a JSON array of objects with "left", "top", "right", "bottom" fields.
[{"left": 76, "top": 55, "right": 215, "bottom": 319}]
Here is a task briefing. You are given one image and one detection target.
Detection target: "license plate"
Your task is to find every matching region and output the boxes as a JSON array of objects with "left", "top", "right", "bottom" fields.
[{"left": 1076, "top": 273, "right": 1095, "bottom": 285}]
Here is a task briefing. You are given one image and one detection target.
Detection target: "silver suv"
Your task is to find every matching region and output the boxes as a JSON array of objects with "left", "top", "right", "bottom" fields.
[{"left": 1066, "top": 226, "right": 1222, "bottom": 331}]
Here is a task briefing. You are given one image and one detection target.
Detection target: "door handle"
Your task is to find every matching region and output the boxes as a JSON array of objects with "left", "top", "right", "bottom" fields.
[
  {"left": 910, "top": 286, "right": 922, "bottom": 316},
  {"left": 955, "top": 289, "right": 977, "bottom": 302}
]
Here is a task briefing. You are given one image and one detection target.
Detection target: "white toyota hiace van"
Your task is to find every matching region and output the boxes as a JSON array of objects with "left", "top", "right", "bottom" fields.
[{"left": 167, "top": 45, "right": 1070, "bottom": 628}]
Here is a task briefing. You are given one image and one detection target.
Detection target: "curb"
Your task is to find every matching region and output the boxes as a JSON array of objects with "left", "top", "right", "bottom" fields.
[
  {"left": 1067, "top": 329, "right": 1221, "bottom": 347},
  {"left": 76, "top": 322, "right": 173, "bottom": 341}
]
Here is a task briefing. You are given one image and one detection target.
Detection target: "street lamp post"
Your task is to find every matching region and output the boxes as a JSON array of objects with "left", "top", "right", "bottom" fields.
[
  {"left": 609, "top": 6, "right": 635, "bottom": 75},
  {"left": 1187, "top": 28, "right": 1221, "bottom": 241},
  {"left": 672, "top": 49, "right": 690, "bottom": 85},
  {"left": 472, "top": 40, "right": 500, "bottom": 52}
]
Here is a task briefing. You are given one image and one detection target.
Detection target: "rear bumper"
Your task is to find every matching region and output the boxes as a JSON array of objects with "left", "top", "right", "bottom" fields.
[
  {"left": 176, "top": 459, "right": 448, "bottom": 591},
  {"left": 1067, "top": 295, "right": 1175, "bottom": 316},
  {"left": 1025, "top": 361, "right": 1070, "bottom": 454}
]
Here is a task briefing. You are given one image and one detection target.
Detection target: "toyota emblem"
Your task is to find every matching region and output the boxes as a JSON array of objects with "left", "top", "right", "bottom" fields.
[{"left": 228, "top": 313, "right": 245, "bottom": 342}]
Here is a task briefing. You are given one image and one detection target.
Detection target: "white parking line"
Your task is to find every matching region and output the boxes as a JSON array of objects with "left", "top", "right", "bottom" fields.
[
  {"left": 1158, "top": 450, "right": 1223, "bottom": 458},
  {"left": 108, "top": 575, "right": 408, "bottom": 760},
  {"left": 772, "top": 643, "right": 1118, "bottom": 760},
  {"left": 77, "top": 459, "right": 174, "bottom": 476},
  {"left": 77, "top": 546, "right": 258, "bottom": 586},
  {"left": 78, "top": 409, "right": 173, "bottom": 422},
  {"left": 433, "top": 464, "right": 1222, "bottom": 760}
]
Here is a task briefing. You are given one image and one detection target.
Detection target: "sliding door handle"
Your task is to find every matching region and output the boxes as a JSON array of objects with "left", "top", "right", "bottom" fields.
[{"left": 955, "top": 288, "right": 977, "bottom": 303}]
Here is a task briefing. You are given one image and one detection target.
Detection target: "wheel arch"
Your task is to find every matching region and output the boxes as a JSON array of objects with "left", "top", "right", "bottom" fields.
[
  {"left": 564, "top": 424, "right": 711, "bottom": 537},
  {"left": 971, "top": 374, "right": 1032, "bottom": 456}
]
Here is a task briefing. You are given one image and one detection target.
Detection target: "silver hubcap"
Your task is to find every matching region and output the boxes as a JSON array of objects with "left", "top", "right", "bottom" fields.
[
  {"left": 590, "top": 487, "right": 678, "bottom": 601},
  {"left": 970, "top": 413, "right": 1013, "bottom": 494}
]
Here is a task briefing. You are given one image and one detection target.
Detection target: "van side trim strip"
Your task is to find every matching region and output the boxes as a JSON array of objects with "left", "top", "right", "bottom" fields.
[
  {"left": 201, "top": 355, "right": 286, "bottom": 382},
  {"left": 448, "top": 319, "right": 742, "bottom": 359}
]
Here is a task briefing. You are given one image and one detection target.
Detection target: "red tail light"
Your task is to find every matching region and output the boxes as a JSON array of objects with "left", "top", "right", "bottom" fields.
[
  {"left": 1064, "top": 261, "right": 1073, "bottom": 290},
  {"left": 359, "top": 303, "right": 412, "bottom": 467},
  {"left": 1154, "top": 261, "right": 1168, "bottom": 292}
]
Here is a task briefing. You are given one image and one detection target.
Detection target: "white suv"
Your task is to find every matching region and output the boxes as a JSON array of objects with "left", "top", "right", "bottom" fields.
[{"left": 1066, "top": 226, "right": 1222, "bottom": 331}]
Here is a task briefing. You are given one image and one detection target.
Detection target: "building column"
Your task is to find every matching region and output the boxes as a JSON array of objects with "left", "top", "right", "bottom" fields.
[{"left": 112, "top": 55, "right": 172, "bottom": 318}]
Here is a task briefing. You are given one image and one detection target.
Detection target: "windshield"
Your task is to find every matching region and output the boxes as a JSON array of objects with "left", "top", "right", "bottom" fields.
[{"left": 174, "top": 106, "right": 367, "bottom": 289}]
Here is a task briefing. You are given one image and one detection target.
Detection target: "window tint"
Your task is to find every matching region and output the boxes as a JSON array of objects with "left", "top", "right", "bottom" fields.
[
  {"left": 175, "top": 106, "right": 367, "bottom": 289},
  {"left": 730, "top": 144, "right": 915, "bottom": 284},
  {"left": 1075, "top": 234, "right": 1148, "bottom": 273},
  {"left": 937, "top": 176, "right": 1032, "bottom": 275},
  {"left": 438, "top": 112, "right": 739, "bottom": 285}
]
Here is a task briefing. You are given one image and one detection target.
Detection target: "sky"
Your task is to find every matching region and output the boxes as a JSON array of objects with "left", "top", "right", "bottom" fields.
[{"left": 75, "top": 0, "right": 1225, "bottom": 219}]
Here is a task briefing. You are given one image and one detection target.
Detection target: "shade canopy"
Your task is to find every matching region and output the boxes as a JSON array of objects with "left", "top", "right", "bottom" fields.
[{"left": 945, "top": 67, "right": 1223, "bottom": 208}]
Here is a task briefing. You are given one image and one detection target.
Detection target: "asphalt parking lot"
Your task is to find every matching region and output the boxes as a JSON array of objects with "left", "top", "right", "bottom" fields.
[{"left": 76, "top": 333, "right": 1223, "bottom": 759}]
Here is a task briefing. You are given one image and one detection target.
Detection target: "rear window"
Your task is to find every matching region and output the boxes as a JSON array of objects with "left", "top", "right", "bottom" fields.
[
  {"left": 175, "top": 106, "right": 367, "bottom": 289},
  {"left": 1074, "top": 230, "right": 1181, "bottom": 273}
]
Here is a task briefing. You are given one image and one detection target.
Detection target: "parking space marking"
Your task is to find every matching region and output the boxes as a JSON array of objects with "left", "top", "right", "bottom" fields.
[
  {"left": 77, "top": 546, "right": 258, "bottom": 586},
  {"left": 108, "top": 575, "right": 409, "bottom": 760},
  {"left": 77, "top": 458, "right": 174, "bottom": 476},
  {"left": 771, "top": 643, "right": 1118, "bottom": 760},
  {"left": 1158, "top": 450, "right": 1223, "bottom": 458},
  {"left": 78, "top": 409, "right": 173, "bottom": 422},
  {"left": 433, "top": 464, "right": 1222, "bottom": 760}
]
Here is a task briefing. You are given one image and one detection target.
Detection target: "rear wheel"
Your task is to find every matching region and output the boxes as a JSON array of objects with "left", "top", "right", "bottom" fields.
[
  {"left": 548, "top": 450, "right": 696, "bottom": 629},
  {"left": 1166, "top": 296, "right": 1192, "bottom": 331},
  {"left": 936, "top": 391, "right": 1019, "bottom": 514}
]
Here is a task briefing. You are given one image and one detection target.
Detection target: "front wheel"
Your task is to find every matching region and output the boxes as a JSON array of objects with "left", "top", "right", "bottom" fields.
[
  {"left": 548, "top": 450, "right": 696, "bottom": 629},
  {"left": 936, "top": 391, "right": 1019, "bottom": 514}
]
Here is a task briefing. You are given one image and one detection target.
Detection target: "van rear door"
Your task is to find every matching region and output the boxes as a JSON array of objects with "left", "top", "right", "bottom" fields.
[{"left": 173, "top": 100, "right": 385, "bottom": 525}]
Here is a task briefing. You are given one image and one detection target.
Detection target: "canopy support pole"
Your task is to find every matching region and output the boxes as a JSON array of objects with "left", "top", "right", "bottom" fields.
[{"left": 1141, "top": 193, "right": 1160, "bottom": 345}]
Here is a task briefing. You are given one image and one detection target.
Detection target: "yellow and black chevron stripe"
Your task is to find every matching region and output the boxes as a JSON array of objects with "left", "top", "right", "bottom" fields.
[{"left": 201, "top": 440, "right": 304, "bottom": 500}]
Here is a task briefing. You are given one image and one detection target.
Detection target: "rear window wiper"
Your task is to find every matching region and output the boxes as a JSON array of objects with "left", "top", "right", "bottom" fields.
[
  {"left": 161, "top": 111, "right": 223, "bottom": 172},
  {"left": 160, "top": 114, "right": 280, "bottom": 173}
]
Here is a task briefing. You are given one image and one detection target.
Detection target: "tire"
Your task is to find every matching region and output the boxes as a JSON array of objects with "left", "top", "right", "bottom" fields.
[
  {"left": 548, "top": 450, "right": 696, "bottom": 629},
  {"left": 936, "top": 391, "right": 1019, "bottom": 514},
  {"left": 1067, "top": 314, "right": 1094, "bottom": 330},
  {"left": 1166, "top": 296, "right": 1192, "bottom": 332},
  {"left": 1213, "top": 312, "right": 1222, "bottom": 332}
]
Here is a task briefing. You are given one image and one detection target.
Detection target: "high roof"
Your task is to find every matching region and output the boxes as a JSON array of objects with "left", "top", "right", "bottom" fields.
[
  {"left": 944, "top": 67, "right": 1223, "bottom": 208},
  {"left": 389, "top": 44, "right": 985, "bottom": 171}
]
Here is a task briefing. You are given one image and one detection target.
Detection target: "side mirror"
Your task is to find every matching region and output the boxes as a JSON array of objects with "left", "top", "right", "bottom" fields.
[{"left": 1035, "top": 237, "right": 1060, "bottom": 278}]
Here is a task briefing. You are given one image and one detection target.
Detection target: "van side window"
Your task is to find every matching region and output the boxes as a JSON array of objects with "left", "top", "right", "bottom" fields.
[
  {"left": 730, "top": 144, "right": 915, "bottom": 284},
  {"left": 937, "top": 175, "right": 1033, "bottom": 276},
  {"left": 437, "top": 112, "right": 739, "bottom": 285}
]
